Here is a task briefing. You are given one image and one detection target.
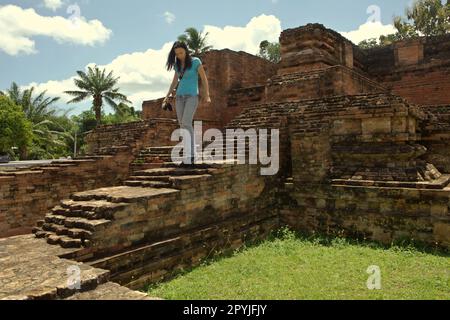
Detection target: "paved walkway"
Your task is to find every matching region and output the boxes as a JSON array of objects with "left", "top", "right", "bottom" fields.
[{"left": 0, "top": 234, "right": 157, "bottom": 300}]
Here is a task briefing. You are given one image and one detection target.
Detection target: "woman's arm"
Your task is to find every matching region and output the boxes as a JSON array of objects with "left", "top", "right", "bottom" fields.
[
  {"left": 165, "top": 72, "right": 178, "bottom": 99},
  {"left": 198, "top": 64, "right": 211, "bottom": 102}
]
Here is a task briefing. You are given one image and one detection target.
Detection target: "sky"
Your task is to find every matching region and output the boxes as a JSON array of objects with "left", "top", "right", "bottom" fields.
[{"left": 0, "top": 0, "right": 420, "bottom": 116}]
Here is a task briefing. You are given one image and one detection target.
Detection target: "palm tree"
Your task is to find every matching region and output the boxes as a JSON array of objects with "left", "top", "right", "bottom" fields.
[
  {"left": 178, "top": 27, "right": 213, "bottom": 55},
  {"left": 64, "top": 65, "right": 132, "bottom": 125}
]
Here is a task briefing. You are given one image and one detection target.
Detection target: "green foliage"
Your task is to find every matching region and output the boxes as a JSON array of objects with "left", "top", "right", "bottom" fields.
[
  {"left": 258, "top": 40, "right": 281, "bottom": 63},
  {"left": 359, "top": 0, "right": 449, "bottom": 48},
  {"left": 177, "top": 28, "right": 213, "bottom": 55},
  {"left": 358, "top": 38, "right": 380, "bottom": 49},
  {"left": 3, "top": 82, "right": 75, "bottom": 159},
  {"left": 0, "top": 96, "right": 32, "bottom": 157},
  {"left": 1, "top": 79, "right": 141, "bottom": 160},
  {"left": 397, "top": 0, "right": 450, "bottom": 37},
  {"left": 107, "top": 102, "right": 141, "bottom": 123}
]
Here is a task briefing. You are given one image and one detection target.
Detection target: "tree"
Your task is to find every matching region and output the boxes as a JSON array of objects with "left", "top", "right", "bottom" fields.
[
  {"left": 0, "top": 95, "right": 32, "bottom": 159},
  {"left": 258, "top": 40, "right": 281, "bottom": 63},
  {"left": 70, "top": 110, "right": 99, "bottom": 156},
  {"left": 4, "top": 82, "right": 60, "bottom": 122},
  {"left": 101, "top": 103, "right": 141, "bottom": 125},
  {"left": 64, "top": 65, "right": 132, "bottom": 126},
  {"left": 395, "top": 0, "right": 450, "bottom": 37},
  {"left": 178, "top": 28, "right": 213, "bottom": 55},
  {"left": 358, "top": 0, "right": 449, "bottom": 48},
  {"left": 3, "top": 82, "right": 68, "bottom": 159}
]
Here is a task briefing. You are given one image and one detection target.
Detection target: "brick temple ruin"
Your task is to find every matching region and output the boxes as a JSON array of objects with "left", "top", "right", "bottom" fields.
[{"left": 1, "top": 23, "right": 449, "bottom": 299}]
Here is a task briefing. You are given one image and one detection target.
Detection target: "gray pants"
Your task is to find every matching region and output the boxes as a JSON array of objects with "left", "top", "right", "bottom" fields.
[{"left": 175, "top": 94, "right": 199, "bottom": 162}]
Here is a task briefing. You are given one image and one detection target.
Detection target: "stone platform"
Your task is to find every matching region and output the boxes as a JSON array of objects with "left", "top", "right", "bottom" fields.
[{"left": 0, "top": 235, "right": 156, "bottom": 300}]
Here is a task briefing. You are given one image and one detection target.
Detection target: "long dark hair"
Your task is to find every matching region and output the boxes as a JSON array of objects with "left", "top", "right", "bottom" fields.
[{"left": 166, "top": 41, "right": 193, "bottom": 72}]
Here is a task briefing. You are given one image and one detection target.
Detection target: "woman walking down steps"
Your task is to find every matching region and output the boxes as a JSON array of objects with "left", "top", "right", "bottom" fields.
[{"left": 163, "top": 41, "right": 212, "bottom": 168}]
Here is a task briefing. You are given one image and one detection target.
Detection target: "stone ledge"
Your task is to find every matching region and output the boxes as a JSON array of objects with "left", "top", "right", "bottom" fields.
[
  {"left": 65, "top": 281, "right": 160, "bottom": 300},
  {"left": 71, "top": 186, "right": 180, "bottom": 203}
]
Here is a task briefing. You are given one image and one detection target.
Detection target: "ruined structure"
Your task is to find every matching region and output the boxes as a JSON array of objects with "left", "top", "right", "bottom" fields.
[{"left": 0, "top": 23, "right": 449, "bottom": 299}]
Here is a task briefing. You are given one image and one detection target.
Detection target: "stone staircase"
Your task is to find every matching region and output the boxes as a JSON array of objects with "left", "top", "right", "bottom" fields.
[
  {"left": 126, "top": 138, "right": 252, "bottom": 188},
  {"left": 32, "top": 138, "right": 253, "bottom": 252},
  {"left": 33, "top": 199, "right": 126, "bottom": 249}
]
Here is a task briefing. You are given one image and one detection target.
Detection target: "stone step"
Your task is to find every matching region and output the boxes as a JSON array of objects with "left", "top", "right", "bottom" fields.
[
  {"left": 58, "top": 200, "right": 128, "bottom": 220},
  {"left": 40, "top": 222, "right": 94, "bottom": 240},
  {"left": 133, "top": 167, "right": 211, "bottom": 177},
  {"left": 44, "top": 213, "right": 67, "bottom": 225},
  {"left": 71, "top": 186, "right": 179, "bottom": 203},
  {"left": 66, "top": 228, "right": 94, "bottom": 240},
  {"left": 34, "top": 229, "right": 84, "bottom": 248},
  {"left": 42, "top": 222, "right": 69, "bottom": 235},
  {"left": 135, "top": 155, "right": 177, "bottom": 159},
  {"left": 124, "top": 180, "right": 172, "bottom": 188},
  {"left": 42, "top": 213, "right": 112, "bottom": 234},
  {"left": 130, "top": 163, "right": 165, "bottom": 170},
  {"left": 40, "top": 163, "right": 79, "bottom": 168},
  {"left": 53, "top": 235, "right": 84, "bottom": 248},
  {"left": 127, "top": 175, "right": 171, "bottom": 182},
  {"left": 159, "top": 162, "right": 216, "bottom": 169},
  {"left": 138, "top": 147, "right": 251, "bottom": 158},
  {"left": 136, "top": 150, "right": 252, "bottom": 162},
  {"left": 65, "top": 281, "right": 156, "bottom": 300},
  {"left": 143, "top": 146, "right": 177, "bottom": 151},
  {"left": 73, "top": 155, "right": 111, "bottom": 160},
  {"left": 63, "top": 217, "right": 112, "bottom": 232},
  {"left": 52, "top": 159, "right": 97, "bottom": 164}
]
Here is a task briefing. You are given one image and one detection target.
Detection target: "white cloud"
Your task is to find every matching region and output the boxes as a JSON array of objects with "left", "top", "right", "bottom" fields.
[
  {"left": 18, "top": 14, "right": 282, "bottom": 115},
  {"left": 43, "top": 0, "right": 64, "bottom": 11},
  {"left": 23, "top": 42, "right": 176, "bottom": 114},
  {"left": 203, "top": 14, "right": 282, "bottom": 55},
  {"left": 339, "top": 21, "right": 397, "bottom": 45},
  {"left": 164, "top": 11, "right": 175, "bottom": 24},
  {"left": 0, "top": 4, "right": 112, "bottom": 56}
]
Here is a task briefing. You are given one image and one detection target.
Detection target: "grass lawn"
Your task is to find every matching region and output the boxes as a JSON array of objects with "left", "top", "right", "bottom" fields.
[{"left": 145, "top": 228, "right": 450, "bottom": 300}]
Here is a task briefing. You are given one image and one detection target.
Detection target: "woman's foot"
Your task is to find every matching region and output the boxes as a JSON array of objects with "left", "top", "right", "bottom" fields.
[{"left": 178, "top": 156, "right": 196, "bottom": 168}]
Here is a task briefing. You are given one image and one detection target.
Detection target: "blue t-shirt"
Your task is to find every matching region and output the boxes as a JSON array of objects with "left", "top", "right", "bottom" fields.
[{"left": 175, "top": 57, "right": 202, "bottom": 96}]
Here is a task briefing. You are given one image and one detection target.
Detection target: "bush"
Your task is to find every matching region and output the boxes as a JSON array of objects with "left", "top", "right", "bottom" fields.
[{"left": 0, "top": 96, "right": 33, "bottom": 157}]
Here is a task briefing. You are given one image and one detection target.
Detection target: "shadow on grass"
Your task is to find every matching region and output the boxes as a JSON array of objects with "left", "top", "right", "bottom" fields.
[{"left": 142, "top": 225, "right": 449, "bottom": 294}]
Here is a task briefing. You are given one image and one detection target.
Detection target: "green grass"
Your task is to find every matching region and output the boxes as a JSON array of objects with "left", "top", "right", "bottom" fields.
[{"left": 144, "top": 228, "right": 450, "bottom": 300}]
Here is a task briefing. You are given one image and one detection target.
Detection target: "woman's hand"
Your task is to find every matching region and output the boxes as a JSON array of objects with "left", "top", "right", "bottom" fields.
[
  {"left": 201, "top": 93, "right": 211, "bottom": 104},
  {"left": 162, "top": 96, "right": 171, "bottom": 109}
]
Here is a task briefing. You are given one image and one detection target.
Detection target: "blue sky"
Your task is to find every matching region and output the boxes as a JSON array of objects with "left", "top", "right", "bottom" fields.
[{"left": 0, "top": 0, "right": 416, "bottom": 116}]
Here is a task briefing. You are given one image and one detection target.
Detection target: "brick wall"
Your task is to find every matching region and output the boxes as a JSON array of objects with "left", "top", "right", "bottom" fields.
[
  {"left": 420, "top": 104, "right": 450, "bottom": 173},
  {"left": 362, "top": 34, "right": 450, "bottom": 106},
  {"left": 266, "top": 66, "right": 387, "bottom": 103},
  {"left": 0, "top": 152, "right": 131, "bottom": 238},
  {"left": 283, "top": 93, "right": 450, "bottom": 248},
  {"left": 278, "top": 23, "right": 363, "bottom": 76},
  {"left": 281, "top": 184, "right": 450, "bottom": 248},
  {"left": 221, "top": 92, "right": 450, "bottom": 249},
  {"left": 85, "top": 119, "right": 180, "bottom": 155}
]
